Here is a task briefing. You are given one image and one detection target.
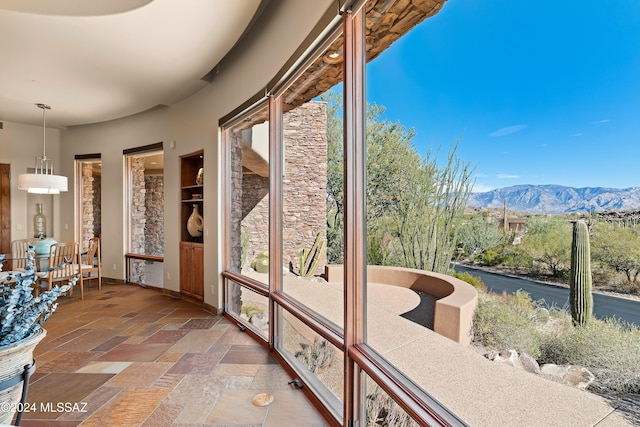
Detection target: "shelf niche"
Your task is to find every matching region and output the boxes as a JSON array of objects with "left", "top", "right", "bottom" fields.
[{"left": 180, "top": 150, "right": 204, "bottom": 301}]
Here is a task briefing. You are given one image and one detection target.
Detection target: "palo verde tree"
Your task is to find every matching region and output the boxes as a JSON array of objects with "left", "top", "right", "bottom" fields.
[
  {"left": 322, "top": 89, "right": 474, "bottom": 273},
  {"left": 457, "top": 215, "right": 506, "bottom": 257},
  {"left": 518, "top": 216, "right": 572, "bottom": 278},
  {"left": 591, "top": 222, "right": 640, "bottom": 283}
]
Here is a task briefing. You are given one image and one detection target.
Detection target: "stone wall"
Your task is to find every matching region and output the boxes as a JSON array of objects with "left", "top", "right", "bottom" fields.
[
  {"left": 236, "top": 101, "right": 327, "bottom": 275},
  {"left": 282, "top": 101, "right": 327, "bottom": 272},
  {"left": 81, "top": 163, "right": 101, "bottom": 252},
  {"left": 241, "top": 174, "right": 269, "bottom": 266},
  {"left": 129, "top": 157, "right": 147, "bottom": 283},
  {"left": 144, "top": 175, "right": 164, "bottom": 256},
  {"left": 229, "top": 133, "right": 244, "bottom": 274},
  {"left": 93, "top": 173, "right": 102, "bottom": 240},
  {"left": 130, "top": 157, "right": 146, "bottom": 254}
]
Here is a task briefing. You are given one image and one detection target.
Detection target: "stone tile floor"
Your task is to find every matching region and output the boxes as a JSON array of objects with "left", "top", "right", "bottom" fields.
[{"left": 17, "top": 281, "right": 328, "bottom": 426}]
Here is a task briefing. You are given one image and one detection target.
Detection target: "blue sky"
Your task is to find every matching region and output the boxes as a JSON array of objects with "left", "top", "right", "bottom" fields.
[{"left": 366, "top": 0, "right": 640, "bottom": 192}]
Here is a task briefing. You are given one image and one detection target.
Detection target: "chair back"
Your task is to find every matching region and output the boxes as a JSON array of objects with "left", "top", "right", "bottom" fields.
[
  {"left": 10, "top": 239, "right": 33, "bottom": 269},
  {"left": 48, "top": 242, "right": 78, "bottom": 280},
  {"left": 86, "top": 237, "right": 101, "bottom": 267}
]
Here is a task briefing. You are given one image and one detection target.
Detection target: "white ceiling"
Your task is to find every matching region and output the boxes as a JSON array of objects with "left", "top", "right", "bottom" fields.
[{"left": 0, "top": 0, "right": 262, "bottom": 128}]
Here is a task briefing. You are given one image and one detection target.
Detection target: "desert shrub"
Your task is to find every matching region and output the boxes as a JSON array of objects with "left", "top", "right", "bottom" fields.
[
  {"left": 501, "top": 245, "right": 533, "bottom": 272},
  {"left": 473, "top": 291, "right": 542, "bottom": 358},
  {"left": 241, "top": 304, "right": 265, "bottom": 319},
  {"left": 251, "top": 252, "right": 269, "bottom": 273},
  {"left": 475, "top": 248, "right": 504, "bottom": 266},
  {"left": 612, "top": 280, "right": 640, "bottom": 295},
  {"left": 295, "top": 337, "right": 334, "bottom": 374},
  {"left": 539, "top": 316, "right": 640, "bottom": 394},
  {"left": 366, "top": 385, "right": 420, "bottom": 427},
  {"left": 453, "top": 271, "right": 487, "bottom": 293}
]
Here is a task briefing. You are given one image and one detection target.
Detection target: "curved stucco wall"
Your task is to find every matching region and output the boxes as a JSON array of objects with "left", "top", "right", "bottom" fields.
[{"left": 325, "top": 264, "right": 478, "bottom": 345}]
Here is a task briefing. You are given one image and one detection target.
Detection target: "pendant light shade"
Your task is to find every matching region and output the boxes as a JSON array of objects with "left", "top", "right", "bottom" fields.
[{"left": 18, "top": 103, "right": 68, "bottom": 194}]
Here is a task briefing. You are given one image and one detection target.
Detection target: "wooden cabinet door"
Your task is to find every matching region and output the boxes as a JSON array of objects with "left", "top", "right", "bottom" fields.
[
  {"left": 180, "top": 242, "right": 203, "bottom": 300},
  {"left": 191, "top": 244, "right": 204, "bottom": 299}
]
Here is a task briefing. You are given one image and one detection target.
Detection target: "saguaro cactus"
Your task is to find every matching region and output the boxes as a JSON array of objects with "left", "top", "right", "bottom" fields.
[{"left": 569, "top": 220, "right": 593, "bottom": 326}]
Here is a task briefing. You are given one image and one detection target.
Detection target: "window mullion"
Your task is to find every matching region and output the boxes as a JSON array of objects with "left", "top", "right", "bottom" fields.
[{"left": 343, "top": 5, "right": 367, "bottom": 425}]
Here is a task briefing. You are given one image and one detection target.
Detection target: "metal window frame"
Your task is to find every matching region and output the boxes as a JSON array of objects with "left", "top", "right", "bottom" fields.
[{"left": 219, "top": 1, "right": 467, "bottom": 426}]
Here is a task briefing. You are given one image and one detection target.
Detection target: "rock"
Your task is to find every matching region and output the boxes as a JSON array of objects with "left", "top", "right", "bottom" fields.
[
  {"left": 493, "top": 349, "right": 521, "bottom": 369},
  {"left": 540, "top": 364, "right": 595, "bottom": 390},
  {"left": 249, "top": 312, "right": 269, "bottom": 331},
  {"left": 518, "top": 352, "right": 540, "bottom": 374},
  {"left": 493, "top": 350, "right": 540, "bottom": 374}
]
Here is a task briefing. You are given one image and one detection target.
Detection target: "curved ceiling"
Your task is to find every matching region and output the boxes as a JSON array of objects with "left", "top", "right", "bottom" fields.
[{"left": 0, "top": 0, "right": 262, "bottom": 128}]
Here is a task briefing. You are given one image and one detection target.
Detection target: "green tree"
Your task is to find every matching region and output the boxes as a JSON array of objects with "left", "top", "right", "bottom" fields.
[
  {"left": 457, "top": 215, "right": 506, "bottom": 257},
  {"left": 324, "top": 90, "right": 345, "bottom": 264},
  {"left": 322, "top": 90, "right": 474, "bottom": 273},
  {"left": 518, "top": 216, "right": 571, "bottom": 278},
  {"left": 591, "top": 222, "right": 640, "bottom": 283}
]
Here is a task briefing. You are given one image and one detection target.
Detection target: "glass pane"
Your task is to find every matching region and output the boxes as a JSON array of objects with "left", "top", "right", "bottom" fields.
[
  {"left": 363, "top": 0, "right": 474, "bottom": 421},
  {"left": 279, "top": 305, "right": 344, "bottom": 417},
  {"left": 364, "top": 373, "right": 421, "bottom": 427},
  {"left": 280, "top": 29, "right": 344, "bottom": 329},
  {"left": 225, "top": 279, "right": 269, "bottom": 340},
  {"left": 227, "top": 104, "right": 270, "bottom": 286}
]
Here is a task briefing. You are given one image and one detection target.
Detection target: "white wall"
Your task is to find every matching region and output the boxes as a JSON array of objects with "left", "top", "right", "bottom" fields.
[
  {"left": 58, "top": 0, "right": 333, "bottom": 310},
  {"left": 0, "top": 121, "right": 63, "bottom": 240}
]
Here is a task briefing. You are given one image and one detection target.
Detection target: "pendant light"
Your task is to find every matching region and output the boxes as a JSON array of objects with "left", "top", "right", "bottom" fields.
[{"left": 18, "top": 103, "right": 68, "bottom": 194}]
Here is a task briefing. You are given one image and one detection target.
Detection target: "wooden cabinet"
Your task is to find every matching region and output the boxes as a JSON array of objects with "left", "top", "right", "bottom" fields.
[
  {"left": 180, "top": 241, "right": 204, "bottom": 300},
  {"left": 180, "top": 151, "right": 204, "bottom": 300}
]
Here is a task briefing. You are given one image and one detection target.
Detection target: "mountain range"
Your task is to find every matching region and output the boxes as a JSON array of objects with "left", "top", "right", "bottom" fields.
[{"left": 467, "top": 185, "right": 640, "bottom": 214}]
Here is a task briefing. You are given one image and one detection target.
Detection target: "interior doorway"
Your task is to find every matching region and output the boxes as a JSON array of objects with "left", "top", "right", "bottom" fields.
[
  {"left": 124, "top": 144, "right": 164, "bottom": 287},
  {"left": 75, "top": 157, "right": 102, "bottom": 252}
]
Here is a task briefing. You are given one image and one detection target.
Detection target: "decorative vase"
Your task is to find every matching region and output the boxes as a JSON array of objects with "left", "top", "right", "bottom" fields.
[
  {"left": 34, "top": 238, "right": 57, "bottom": 257},
  {"left": 187, "top": 204, "right": 203, "bottom": 238},
  {"left": 196, "top": 167, "right": 204, "bottom": 185},
  {"left": 33, "top": 203, "right": 46, "bottom": 239},
  {"left": 0, "top": 328, "right": 46, "bottom": 425}
]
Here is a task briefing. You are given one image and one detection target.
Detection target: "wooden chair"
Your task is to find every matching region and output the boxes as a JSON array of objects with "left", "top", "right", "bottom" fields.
[
  {"left": 38, "top": 242, "right": 80, "bottom": 298},
  {"left": 78, "top": 237, "right": 102, "bottom": 294},
  {"left": 10, "top": 239, "right": 34, "bottom": 271}
]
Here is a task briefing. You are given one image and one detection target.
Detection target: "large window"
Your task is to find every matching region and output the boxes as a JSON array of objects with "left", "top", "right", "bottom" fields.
[{"left": 223, "top": 2, "right": 462, "bottom": 426}]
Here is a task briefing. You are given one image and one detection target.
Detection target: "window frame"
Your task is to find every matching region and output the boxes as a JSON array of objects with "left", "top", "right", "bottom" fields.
[{"left": 220, "top": 3, "right": 466, "bottom": 426}]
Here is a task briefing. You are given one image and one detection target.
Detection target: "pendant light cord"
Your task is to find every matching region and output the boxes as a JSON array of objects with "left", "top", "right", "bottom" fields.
[{"left": 36, "top": 103, "right": 51, "bottom": 171}]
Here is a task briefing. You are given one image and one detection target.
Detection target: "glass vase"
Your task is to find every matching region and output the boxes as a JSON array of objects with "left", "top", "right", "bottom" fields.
[{"left": 33, "top": 203, "right": 46, "bottom": 239}]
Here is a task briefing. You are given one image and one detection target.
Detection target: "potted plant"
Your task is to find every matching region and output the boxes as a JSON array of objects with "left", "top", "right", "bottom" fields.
[{"left": 0, "top": 245, "right": 76, "bottom": 425}]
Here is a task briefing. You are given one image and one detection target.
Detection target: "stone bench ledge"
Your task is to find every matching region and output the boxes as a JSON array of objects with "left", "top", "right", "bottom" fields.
[{"left": 325, "top": 264, "right": 477, "bottom": 345}]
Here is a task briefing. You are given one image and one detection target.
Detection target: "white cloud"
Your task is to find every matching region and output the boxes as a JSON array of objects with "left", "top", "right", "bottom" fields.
[
  {"left": 572, "top": 133, "right": 583, "bottom": 137},
  {"left": 475, "top": 173, "right": 488, "bottom": 178},
  {"left": 472, "top": 183, "right": 494, "bottom": 193},
  {"left": 490, "top": 125, "right": 527, "bottom": 137},
  {"left": 592, "top": 119, "right": 609, "bottom": 124},
  {"left": 496, "top": 174, "right": 520, "bottom": 179}
]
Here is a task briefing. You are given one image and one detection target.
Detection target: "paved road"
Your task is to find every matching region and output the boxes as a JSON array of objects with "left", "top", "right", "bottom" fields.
[{"left": 452, "top": 264, "right": 640, "bottom": 327}]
